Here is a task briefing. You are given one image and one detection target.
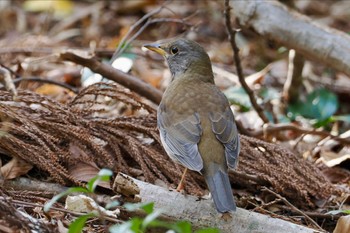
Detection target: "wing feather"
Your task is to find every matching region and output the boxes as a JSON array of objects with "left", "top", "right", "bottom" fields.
[
  {"left": 158, "top": 110, "right": 203, "bottom": 172},
  {"left": 209, "top": 108, "right": 240, "bottom": 169}
]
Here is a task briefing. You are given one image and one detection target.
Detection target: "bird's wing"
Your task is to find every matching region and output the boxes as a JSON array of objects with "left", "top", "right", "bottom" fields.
[
  {"left": 157, "top": 109, "right": 203, "bottom": 172},
  {"left": 209, "top": 107, "right": 240, "bottom": 169}
]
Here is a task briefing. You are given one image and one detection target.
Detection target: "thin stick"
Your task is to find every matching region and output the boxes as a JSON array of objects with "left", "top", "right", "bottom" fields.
[
  {"left": 110, "top": 2, "right": 168, "bottom": 61},
  {"left": 253, "top": 198, "right": 282, "bottom": 211},
  {"left": 224, "top": 0, "right": 269, "bottom": 123},
  {"left": 59, "top": 51, "right": 163, "bottom": 104},
  {"left": 279, "top": 205, "right": 340, "bottom": 221},
  {"left": 11, "top": 77, "right": 78, "bottom": 93},
  {"left": 246, "top": 122, "right": 350, "bottom": 145},
  {"left": 262, "top": 187, "right": 325, "bottom": 232},
  {"left": 4, "top": 198, "right": 123, "bottom": 224}
]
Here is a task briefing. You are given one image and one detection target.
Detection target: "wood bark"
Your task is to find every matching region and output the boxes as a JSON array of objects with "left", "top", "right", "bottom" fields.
[
  {"left": 133, "top": 178, "right": 321, "bottom": 233},
  {"left": 231, "top": 0, "right": 350, "bottom": 77}
]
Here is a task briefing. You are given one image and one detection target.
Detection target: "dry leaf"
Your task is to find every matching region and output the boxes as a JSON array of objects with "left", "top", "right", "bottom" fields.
[
  {"left": 65, "top": 195, "right": 120, "bottom": 217},
  {"left": 334, "top": 215, "right": 350, "bottom": 233},
  {"left": 68, "top": 143, "right": 111, "bottom": 189},
  {"left": 0, "top": 157, "right": 33, "bottom": 179},
  {"left": 23, "top": 0, "right": 73, "bottom": 18},
  {"left": 35, "top": 84, "right": 74, "bottom": 100},
  {"left": 318, "top": 150, "right": 350, "bottom": 167}
]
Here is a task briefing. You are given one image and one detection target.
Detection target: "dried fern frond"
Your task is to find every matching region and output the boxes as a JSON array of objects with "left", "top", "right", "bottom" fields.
[
  {"left": 0, "top": 82, "right": 336, "bottom": 208},
  {"left": 0, "top": 189, "right": 55, "bottom": 232},
  {"left": 0, "top": 83, "right": 184, "bottom": 188}
]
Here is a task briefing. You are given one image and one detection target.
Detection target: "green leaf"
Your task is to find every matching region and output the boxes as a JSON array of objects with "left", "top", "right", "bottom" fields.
[
  {"left": 68, "top": 213, "right": 96, "bottom": 233},
  {"left": 86, "top": 168, "right": 113, "bottom": 193},
  {"left": 146, "top": 219, "right": 172, "bottom": 229},
  {"left": 327, "top": 209, "right": 350, "bottom": 215},
  {"left": 224, "top": 86, "right": 251, "bottom": 111},
  {"left": 171, "top": 221, "right": 192, "bottom": 233},
  {"left": 344, "top": 210, "right": 350, "bottom": 214},
  {"left": 109, "top": 219, "right": 139, "bottom": 233},
  {"left": 312, "top": 117, "right": 333, "bottom": 128},
  {"left": 259, "top": 87, "right": 280, "bottom": 103},
  {"left": 307, "top": 88, "right": 338, "bottom": 120},
  {"left": 124, "top": 202, "right": 154, "bottom": 215},
  {"left": 195, "top": 228, "right": 220, "bottom": 233},
  {"left": 44, "top": 187, "right": 88, "bottom": 212},
  {"left": 140, "top": 202, "right": 154, "bottom": 215},
  {"left": 332, "top": 114, "right": 350, "bottom": 123},
  {"left": 141, "top": 209, "right": 163, "bottom": 230},
  {"left": 327, "top": 210, "right": 343, "bottom": 215},
  {"left": 288, "top": 88, "right": 338, "bottom": 121},
  {"left": 105, "top": 200, "right": 120, "bottom": 210}
]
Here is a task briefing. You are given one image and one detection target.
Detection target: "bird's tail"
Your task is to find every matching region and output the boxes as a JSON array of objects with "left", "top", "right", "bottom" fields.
[{"left": 204, "top": 165, "right": 236, "bottom": 213}]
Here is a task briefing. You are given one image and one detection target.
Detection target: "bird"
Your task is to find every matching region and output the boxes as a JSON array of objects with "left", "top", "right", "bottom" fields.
[{"left": 143, "top": 38, "right": 240, "bottom": 213}]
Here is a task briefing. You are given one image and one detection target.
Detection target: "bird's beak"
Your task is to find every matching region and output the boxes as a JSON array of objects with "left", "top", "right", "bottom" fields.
[{"left": 143, "top": 43, "right": 167, "bottom": 56}]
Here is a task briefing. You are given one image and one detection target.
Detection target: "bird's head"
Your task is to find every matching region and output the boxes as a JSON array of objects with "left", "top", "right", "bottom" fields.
[{"left": 144, "top": 38, "right": 213, "bottom": 81}]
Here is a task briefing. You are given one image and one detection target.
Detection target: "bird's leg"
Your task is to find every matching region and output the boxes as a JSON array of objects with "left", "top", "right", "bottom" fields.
[{"left": 176, "top": 168, "right": 188, "bottom": 192}]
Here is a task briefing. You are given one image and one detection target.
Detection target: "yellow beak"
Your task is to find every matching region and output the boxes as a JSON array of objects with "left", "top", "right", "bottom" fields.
[{"left": 143, "top": 43, "right": 167, "bottom": 56}]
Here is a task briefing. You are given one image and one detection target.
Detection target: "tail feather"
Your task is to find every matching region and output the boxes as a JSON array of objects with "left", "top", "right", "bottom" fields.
[{"left": 204, "top": 169, "right": 236, "bottom": 213}]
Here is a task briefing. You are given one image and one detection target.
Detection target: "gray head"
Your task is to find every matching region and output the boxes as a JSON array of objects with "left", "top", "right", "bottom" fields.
[{"left": 144, "top": 38, "right": 213, "bottom": 81}]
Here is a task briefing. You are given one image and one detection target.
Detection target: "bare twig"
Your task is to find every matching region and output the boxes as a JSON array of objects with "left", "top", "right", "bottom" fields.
[
  {"left": 262, "top": 187, "right": 325, "bottom": 232},
  {"left": 59, "top": 51, "right": 162, "bottom": 104},
  {"left": 279, "top": 205, "right": 341, "bottom": 221},
  {"left": 111, "top": 2, "right": 172, "bottom": 61},
  {"left": 10, "top": 77, "right": 79, "bottom": 93},
  {"left": 245, "top": 122, "right": 350, "bottom": 145},
  {"left": 6, "top": 198, "right": 123, "bottom": 224},
  {"left": 119, "top": 17, "right": 192, "bottom": 58},
  {"left": 111, "top": 6, "right": 163, "bottom": 61},
  {"left": 110, "top": 1, "right": 193, "bottom": 62},
  {"left": 248, "top": 200, "right": 294, "bottom": 223},
  {"left": 253, "top": 198, "right": 282, "bottom": 212},
  {"left": 224, "top": 0, "right": 269, "bottom": 123},
  {"left": 0, "top": 47, "right": 116, "bottom": 57}
]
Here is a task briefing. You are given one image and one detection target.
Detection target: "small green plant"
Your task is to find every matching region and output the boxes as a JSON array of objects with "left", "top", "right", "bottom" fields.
[
  {"left": 288, "top": 88, "right": 350, "bottom": 127},
  {"left": 44, "top": 169, "right": 220, "bottom": 233},
  {"left": 327, "top": 209, "right": 350, "bottom": 215},
  {"left": 110, "top": 202, "right": 219, "bottom": 233},
  {"left": 44, "top": 168, "right": 113, "bottom": 233}
]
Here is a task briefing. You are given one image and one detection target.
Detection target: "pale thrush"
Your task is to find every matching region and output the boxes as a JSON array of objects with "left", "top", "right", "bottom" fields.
[{"left": 144, "top": 38, "right": 240, "bottom": 213}]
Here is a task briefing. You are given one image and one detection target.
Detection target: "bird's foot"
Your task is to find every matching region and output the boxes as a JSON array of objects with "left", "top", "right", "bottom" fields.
[
  {"left": 221, "top": 212, "right": 232, "bottom": 221},
  {"left": 176, "top": 182, "right": 185, "bottom": 193},
  {"left": 176, "top": 168, "right": 188, "bottom": 192}
]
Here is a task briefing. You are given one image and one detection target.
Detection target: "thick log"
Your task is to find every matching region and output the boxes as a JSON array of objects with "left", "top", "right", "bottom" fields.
[
  {"left": 231, "top": 0, "right": 350, "bottom": 77},
  {"left": 133, "top": 178, "right": 320, "bottom": 233}
]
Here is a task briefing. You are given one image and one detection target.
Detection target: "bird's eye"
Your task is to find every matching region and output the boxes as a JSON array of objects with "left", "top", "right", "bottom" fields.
[{"left": 170, "top": 46, "right": 179, "bottom": 55}]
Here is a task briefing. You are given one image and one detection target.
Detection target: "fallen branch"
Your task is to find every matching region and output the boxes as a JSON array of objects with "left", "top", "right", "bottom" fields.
[
  {"left": 2, "top": 177, "right": 325, "bottom": 232},
  {"left": 231, "top": 0, "right": 350, "bottom": 77},
  {"left": 133, "top": 177, "right": 321, "bottom": 233},
  {"left": 59, "top": 51, "right": 163, "bottom": 104}
]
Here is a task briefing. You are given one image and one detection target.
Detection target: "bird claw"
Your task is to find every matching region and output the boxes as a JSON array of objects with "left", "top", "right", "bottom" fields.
[{"left": 221, "top": 212, "right": 232, "bottom": 221}]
